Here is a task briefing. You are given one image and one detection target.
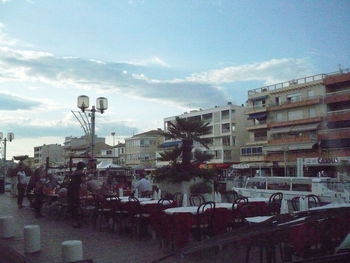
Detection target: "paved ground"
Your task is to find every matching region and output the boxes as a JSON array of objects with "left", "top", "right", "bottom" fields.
[{"left": 0, "top": 192, "right": 262, "bottom": 263}]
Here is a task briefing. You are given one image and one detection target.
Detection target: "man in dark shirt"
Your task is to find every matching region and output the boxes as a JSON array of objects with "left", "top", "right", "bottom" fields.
[{"left": 67, "top": 161, "right": 86, "bottom": 228}]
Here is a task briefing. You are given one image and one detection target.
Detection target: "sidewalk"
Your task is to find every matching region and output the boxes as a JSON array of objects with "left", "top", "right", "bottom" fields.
[{"left": 0, "top": 193, "right": 168, "bottom": 263}]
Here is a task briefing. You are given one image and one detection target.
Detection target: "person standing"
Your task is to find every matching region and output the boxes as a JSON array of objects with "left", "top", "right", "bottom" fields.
[
  {"left": 67, "top": 161, "right": 86, "bottom": 228},
  {"left": 135, "top": 173, "right": 152, "bottom": 197},
  {"left": 27, "top": 166, "right": 45, "bottom": 217},
  {"left": 17, "top": 165, "right": 28, "bottom": 208}
]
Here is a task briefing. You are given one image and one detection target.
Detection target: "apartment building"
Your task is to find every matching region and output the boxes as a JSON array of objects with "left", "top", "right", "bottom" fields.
[
  {"left": 34, "top": 144, "right": 65, "bottom": 167},
  {"left": 164, "top": 102, "right": 250, "bottom": 167},
  {"left": 125, "top": 130, "right": 164, "bottom": 169},
  {"left": 242, "top": 69, "right": 350, "bottom": 177},
  {"left": 63, "top": 135, "right": 110, "bottom": 165},
  {"left": 100, "top": 142, "right": 126, "bottom": 166}
]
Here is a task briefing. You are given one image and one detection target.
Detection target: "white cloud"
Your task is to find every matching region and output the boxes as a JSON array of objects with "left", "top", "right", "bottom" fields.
[
  {"left": 127, "top": 56, "right": 170, "bottom": 68},
  {"left": 182, "top": 58, "right": 313, "bottom": 85}
]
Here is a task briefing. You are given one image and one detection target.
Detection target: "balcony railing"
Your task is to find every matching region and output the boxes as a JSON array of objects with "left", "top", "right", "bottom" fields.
[
  {"left": 248, "top": 69, "right": 349, "bottom": 96},
  {"left": 269, "top": 135, "right": 316, "bottom": 145},
  {"left": 268, "top": 95, "right": 322, "bottom": 110}
]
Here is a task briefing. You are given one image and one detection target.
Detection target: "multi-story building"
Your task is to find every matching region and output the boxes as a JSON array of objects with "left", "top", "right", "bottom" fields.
[
  {"left": 163, "top": 102, "right": 250, "bottom": 168},
  {"left": 34, "top": 144, "right": 65, "bottom": 167},
  {"left": 125, "top": 130, "right": 164, "bottom": 169},
  {"left": 100, "top": 142, "right": 126, "bottom": 166},
  {"left": 242, "top": 69, "right": 350, "bottom": 178},
  {"left": 63, "top": 135, "right": 110, "bottom": 165}
]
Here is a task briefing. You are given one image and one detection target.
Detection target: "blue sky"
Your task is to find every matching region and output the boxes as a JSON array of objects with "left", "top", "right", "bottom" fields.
[{"left": 0, "top": 0, "right": 349, "bottom": 159}]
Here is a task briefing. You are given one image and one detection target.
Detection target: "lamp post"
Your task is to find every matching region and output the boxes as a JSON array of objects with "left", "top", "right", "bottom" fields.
[
  {"left": 77, "top": 95, "right": 108, "bottom": 165},
  {"left": 0, "top": 132, "right": 14, "bottom": 161},
  {"left": 283, "top": 146, "right": 289, "bottom": 177}
]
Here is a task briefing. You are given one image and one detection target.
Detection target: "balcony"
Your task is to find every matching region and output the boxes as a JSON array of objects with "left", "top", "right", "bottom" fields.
[
  {"left": 245, "top": 105, "right": 267, "bottom": 115},
  {"left": 318, "top": 127, "right": 350, "bottom": 140},
  {"left": 325, "top": 89, "right": 350, "bottom": 104},
  {"left": 326, "top": 110, "right": 350, "bottom": 122},
  {"left": 247, "top": 123, "right": 268, "bottom": 131},
  {"left": 240, "top": 155, "right": 266, "bottom": 162},
  {"left": 269, "top": 135, "right": 316, "bottom": 145},
  {"left": 268, "top": 117, "right": 322, "bottom": 128},
  {"left": 268, "top": 96, "right": 322, "bottom": 111},
  {"left": 324, "top": 71, "right": 350, "bottom": 86}
]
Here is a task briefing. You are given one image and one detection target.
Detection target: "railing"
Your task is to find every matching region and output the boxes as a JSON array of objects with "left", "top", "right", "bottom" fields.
[
  {"left": 268, "top": 95, "right": 322, "bottom": 108},
  {"left": 248, "top": 69, "right": 349, "bottom": 95}
]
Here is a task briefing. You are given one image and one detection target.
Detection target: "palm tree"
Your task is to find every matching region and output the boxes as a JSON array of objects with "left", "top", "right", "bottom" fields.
[{"left": 160, "top": 117, "right": 212, "bottom": 167}]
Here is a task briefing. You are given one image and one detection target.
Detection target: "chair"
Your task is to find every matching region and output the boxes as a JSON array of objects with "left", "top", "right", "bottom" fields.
[
  {"left": 267, "top": 192, "right": 283, "bottom": 215},
  {"left": 189, "top": 194, "right": 205, "bottom": 206},
  {"left": 158, "top": 198, "right": 174, "bottom": 206},
  {"left": 307, "top": 194, "right": 321, "bottom": 208},
  {"left": 222, "top": 190, "right": 239, "bottom": 203},
  {"left": 126, "top": 197, "right": 150, "bottom": 238},
  {"left": 173, "top": 192, "right": 183, "bottom": 207},
  {"left": 192, "top": 201, "right": 215, "bottom": 241},
  {"left": 93, "top": 196, "right": 114, "bottom": 231},
  {"left": 291, "top": 196, "right": 300, "bottom": 212}
]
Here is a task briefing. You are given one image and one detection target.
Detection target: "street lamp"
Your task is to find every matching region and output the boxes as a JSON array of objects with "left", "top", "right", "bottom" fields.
[
  {"left": 111, "top": 132, "right": 116, "bottom": 147},
  {"left": 0, "top": 132, "right": 14, "bottom": 160},
  {"left": 77, "top": 95, "right": 108, "bottom": 163}
]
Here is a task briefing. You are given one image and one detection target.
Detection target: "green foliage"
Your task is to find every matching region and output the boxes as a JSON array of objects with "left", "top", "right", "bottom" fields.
[{"left": 190, "top": 182, "right": 212, "bottom": 194}]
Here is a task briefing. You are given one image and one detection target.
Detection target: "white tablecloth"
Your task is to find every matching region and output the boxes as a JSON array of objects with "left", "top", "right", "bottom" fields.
[{"left": 164, "top": 206, "right": 198, "bottom": 215}]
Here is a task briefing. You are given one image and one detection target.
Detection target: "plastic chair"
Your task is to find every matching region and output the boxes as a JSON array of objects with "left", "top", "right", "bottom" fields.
[
  {"left": 291, "top": 196, "right": 300, "bottom": 212},
  {"left": 307, "top": 194, "right": 321, "bottom": 208}
]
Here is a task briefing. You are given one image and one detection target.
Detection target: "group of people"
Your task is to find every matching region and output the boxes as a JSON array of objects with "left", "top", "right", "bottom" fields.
[{"left": 12, "top": 161, "right": 154, "bottom": 229}]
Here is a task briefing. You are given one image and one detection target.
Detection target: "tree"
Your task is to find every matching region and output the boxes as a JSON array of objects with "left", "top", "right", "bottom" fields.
[
  {"left": 154, "top": 117, "right": 216, "bottom": 183},
  {"left": 160, "top": 117, "right": 212, "bottom": 167}
]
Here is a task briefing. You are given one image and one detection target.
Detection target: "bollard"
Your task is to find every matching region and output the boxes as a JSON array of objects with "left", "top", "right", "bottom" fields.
[
  {"left": 24, "top": 225, "right": 41, "bottom": 253},
  {"left": 0, "top": 216, "right": 14, "bottom": 238},
  {"left": 62, "top": 240, "right": 83, "bottom": 263}
]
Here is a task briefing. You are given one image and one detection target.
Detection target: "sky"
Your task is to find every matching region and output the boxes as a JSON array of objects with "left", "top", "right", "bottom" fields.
[{"left": 0, "top": 0, "right": 349, "bottom": 159}]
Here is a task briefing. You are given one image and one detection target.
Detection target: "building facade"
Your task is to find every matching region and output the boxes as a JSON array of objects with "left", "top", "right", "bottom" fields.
[
  {"left": 125, "top": 130, "right": 164, "bottom": 169},
  {"left": 34, "top": 144, "right": 65, "bottom": 167},
  {"left": 100, "top": 142, "right": 126, "bottom": 166},
  {"left": 163, "top": 102, "right": 250, "bottom": 167},
  {"left": 241, "top": 70, "right": 350, "bottom": 178}
]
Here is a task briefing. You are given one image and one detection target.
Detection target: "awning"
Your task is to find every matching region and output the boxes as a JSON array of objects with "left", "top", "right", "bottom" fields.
[
  {"left": 265, "top": 142, "right": 316, "bottom": 152},
  {"left": 247, "top": 112, "right": 267, "bottom": 120},
  {"left": 231, "top": 163, "right": 250, "bottom": 169},
  {"left": 290, "top": 123, "right": 320, "bottom": 132},
  {"left": 269, "top": 126, "right": 292, "bottom": 135},
  {"left": 159, "top": 140, "right": 181, "bottom": 148},
  {"left": 264, "top": 145, "right": 285, "bottom": 152},
  {"left": 288, "top": 142, "right": 317, "bottom": 150},
  {"left": 249, "top": 95, "right": 268, "bottom": 101}
]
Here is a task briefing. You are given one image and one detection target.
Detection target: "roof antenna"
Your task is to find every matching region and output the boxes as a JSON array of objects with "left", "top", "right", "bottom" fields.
[{"left": 338, "top": 64, "right": 343, "bottom": 73}]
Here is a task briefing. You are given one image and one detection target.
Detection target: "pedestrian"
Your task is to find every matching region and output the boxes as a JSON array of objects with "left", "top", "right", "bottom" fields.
[
  {"left": 27, "top": 166, "right": 46, "bottom": 217},
  {"left": 135, "top": 173, "right": 152, "bottom": 198},
  {"left": 67, "top": 161, "right": 86, "bottom": 228},
  {"left": 16, "top": 164, "right": 28, "bottom": 208}
]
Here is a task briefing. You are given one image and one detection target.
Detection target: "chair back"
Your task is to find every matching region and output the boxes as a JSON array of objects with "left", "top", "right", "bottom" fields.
[
  {"left": 196, "top": 201, "right": 216, "bottom": 234},
  {"left": 157, "top": 198, "right": 174, "bottom": 206},
  {"left": 291, "top": 196, "right": 300, "bottom": 211},
  {"left": 173, "top": 192, "right": 183, "bottom": 207},
  {"left": 307, "top": 194, "right": 320, "bottom": 208},
  {"left": 190, "top": 194, "right": 205, "bottom": 206},
  {"left": 222, "top": 190, "right": 239, "bottom": 203},
  {"left": 268, "top": 192, "right": 283, "bottom": 215},
  {"left": 269, "top": 192, "right": 283, "bottom": 204},
  {"left": 127, "top": 196, "right": 141, "bottom": 216}
]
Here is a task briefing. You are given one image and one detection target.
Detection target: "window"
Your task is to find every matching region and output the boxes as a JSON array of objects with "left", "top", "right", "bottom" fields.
[
  {"left": 275, "top": 97, "right": 280, "bottom": 105},
  {"left": 308, "top": 90, "right": 315, "bottom": 98},
  {"left": 241, "top": 146, "right": 263, "bottom": 156},
  {"left": 221, "top": 110, "right": 229, "bottom": 120},
  {"left": 276, "top": 112, "right": 283, "bottom": 122},
  {"left": 288, "top": 110, "right": 303, "bottom": 121},
  {"left": 309, "top": 108, "right": 316, "bottom": 118},
  {"left": 222, "top": 123, "right": 230, "bottom": 133},
  {"left": 202, "top": 113, "right": 212, "bottom": 121},
  {"left": 222, "top": 136, "right": 230, "bottom": 146},
  {"left": 287, "top": 93, "right": 301, "bottom": 103}
]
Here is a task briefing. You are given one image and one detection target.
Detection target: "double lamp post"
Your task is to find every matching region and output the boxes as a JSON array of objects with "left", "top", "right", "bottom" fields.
[{"left": 77, "top": 95, "right": 108, "bottom": 169}]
